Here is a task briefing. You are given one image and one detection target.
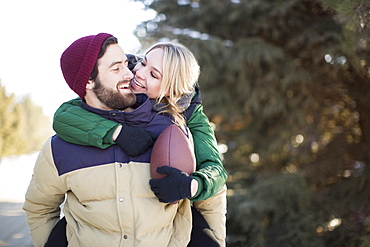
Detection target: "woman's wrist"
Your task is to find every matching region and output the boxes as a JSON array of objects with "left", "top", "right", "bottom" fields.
[
  {"left": 190, "top": 179, "right": 199, "bottom": 197},
  {"left": 112, "top": 125, "right": 123, "bottom": 141}
]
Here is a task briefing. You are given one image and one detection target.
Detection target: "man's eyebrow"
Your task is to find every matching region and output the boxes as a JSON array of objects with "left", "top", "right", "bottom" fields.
[{"left": 109, "top": 60, "right": 125, "bottom": 68}]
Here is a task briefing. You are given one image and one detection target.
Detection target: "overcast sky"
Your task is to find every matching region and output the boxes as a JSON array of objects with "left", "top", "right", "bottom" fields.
[{"left": 0, "top": 0, "right": 155, "bottom": 118}]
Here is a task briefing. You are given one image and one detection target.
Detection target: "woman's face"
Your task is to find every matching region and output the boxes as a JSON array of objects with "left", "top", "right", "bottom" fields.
[{"left": 130, "top": 48, "right": 164, "bottom": 99}]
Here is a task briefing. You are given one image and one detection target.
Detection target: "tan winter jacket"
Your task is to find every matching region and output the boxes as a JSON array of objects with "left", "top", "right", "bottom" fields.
[
  {"left": 23, "top": 137, "right": 192, "bottom": 247},
  {"left": 194, "top": 185, "right": 227, "bottom": 247}
]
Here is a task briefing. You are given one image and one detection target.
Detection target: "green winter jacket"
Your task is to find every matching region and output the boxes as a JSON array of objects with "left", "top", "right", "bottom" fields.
[{"left": 53, "top": 94, "right": 227, "bottom": 201}]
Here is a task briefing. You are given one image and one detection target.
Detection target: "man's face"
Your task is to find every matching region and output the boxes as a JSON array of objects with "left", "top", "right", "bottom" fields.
[{"left": 92, "top": 44, "right": 136, "bottom": 110}]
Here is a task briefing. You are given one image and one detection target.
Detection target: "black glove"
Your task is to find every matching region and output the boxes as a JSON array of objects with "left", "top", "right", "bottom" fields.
[
  {"left": 149, "top": 166, "right": 193, "bottom": 203},
  {"left": 115, "top": 125, "right": 154, "bottom": 156}
]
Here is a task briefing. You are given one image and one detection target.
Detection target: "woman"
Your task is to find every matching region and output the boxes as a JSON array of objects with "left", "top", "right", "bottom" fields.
[{"left": 52, "top": 42, "right": 227, "bottom": 246}]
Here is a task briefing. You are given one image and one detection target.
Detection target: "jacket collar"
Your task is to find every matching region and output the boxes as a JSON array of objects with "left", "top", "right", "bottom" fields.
[{"left": 81, "top": 94, "right": 157, "bottom": 125}]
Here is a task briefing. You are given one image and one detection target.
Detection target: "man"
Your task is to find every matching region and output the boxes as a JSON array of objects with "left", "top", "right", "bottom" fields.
[{"left": 23, "top": 33, "right": 192, "bottom": 247}]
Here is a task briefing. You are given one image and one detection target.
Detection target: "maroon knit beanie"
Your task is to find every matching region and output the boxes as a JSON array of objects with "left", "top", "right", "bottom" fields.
[{"left": 60, "top": 33, "right": 113, "bottom": 99}]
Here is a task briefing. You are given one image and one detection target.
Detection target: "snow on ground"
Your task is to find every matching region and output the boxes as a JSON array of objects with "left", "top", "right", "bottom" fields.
[{"left": 0, "top": 153, "right": 38, "bottom": 203}]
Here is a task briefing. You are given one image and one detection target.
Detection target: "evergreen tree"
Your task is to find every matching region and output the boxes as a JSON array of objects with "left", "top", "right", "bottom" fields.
[
  {"left": 0, "top": 82, "right": 52, "bottom": 158},
  {"left": 134, "top": 0, "right": 370, "bottom": 246},
  {"left": 18, "top": 96, "right": 53, "bottom": 152},
  {"left": 0, "top": 82, "right": 25, "bottom": 156}
]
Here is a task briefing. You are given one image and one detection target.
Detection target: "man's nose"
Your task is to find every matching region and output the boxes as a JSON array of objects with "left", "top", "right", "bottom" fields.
[{"left": 123, "top": 66, "right": 133, "bottom": 80}]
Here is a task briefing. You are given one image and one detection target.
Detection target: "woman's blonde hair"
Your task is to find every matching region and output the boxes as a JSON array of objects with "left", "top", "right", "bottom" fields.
[{"left": 145, "top": 42, "right": 200, "bottom": 126}]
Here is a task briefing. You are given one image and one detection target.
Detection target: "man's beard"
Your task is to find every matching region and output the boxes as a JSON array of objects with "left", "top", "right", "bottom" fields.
[{"left": 93, "top": 78, "right": 136, "bottom": 110}]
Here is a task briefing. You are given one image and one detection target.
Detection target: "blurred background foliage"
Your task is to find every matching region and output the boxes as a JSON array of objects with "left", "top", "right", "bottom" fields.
[
  {"left": 0, "top": 81, "right": 52, "bottom": 159},
  {"left": 134, "top": 0, "right": 369, "bottom": 246}
]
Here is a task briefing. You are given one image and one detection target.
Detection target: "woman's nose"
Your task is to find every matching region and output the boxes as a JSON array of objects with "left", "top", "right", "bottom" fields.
[{"left": 134, "top": 67, "right": 144, "bottom": 80}]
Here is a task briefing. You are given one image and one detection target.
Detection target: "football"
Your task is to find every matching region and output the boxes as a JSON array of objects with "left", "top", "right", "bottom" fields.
[{"left": 150, "top": 124, "right": 196, "bottom": 179}]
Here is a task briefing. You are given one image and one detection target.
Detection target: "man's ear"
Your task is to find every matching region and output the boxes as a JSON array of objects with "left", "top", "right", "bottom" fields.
[{"left": 86, "top": 79, "right": 94, "bottom": 90}]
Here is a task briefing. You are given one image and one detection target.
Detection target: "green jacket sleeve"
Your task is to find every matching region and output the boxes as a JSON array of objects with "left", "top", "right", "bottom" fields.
[
  {"left": 53, "top": 98, "right": 120, "bottom": 149},
  {"left": 187, "top": 104, "right": 228, "bottom": 201}
]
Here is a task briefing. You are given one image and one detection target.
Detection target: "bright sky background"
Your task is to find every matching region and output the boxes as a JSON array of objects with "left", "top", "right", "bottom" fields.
[{"left": 0, "top": 0, "right": 155, "bottom": 118}]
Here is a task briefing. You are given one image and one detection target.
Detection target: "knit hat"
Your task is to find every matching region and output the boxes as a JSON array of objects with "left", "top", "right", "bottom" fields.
[{"left": 60, "top": 33, "right": 113, "bottom": 99}]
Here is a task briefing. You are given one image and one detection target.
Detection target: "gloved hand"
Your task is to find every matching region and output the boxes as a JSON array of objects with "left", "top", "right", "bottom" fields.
[
  {"left": 149, "top": 166, "right": 193, "bottom": 203},
  {"left": 115, "top": 125, "right": 154, "bottom": 156}
]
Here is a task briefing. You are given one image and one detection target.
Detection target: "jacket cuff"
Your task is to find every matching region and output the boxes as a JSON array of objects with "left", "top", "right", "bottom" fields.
[
  {"left": 190, "top": 176, "right": 204, "bottom": 200},
  {"left": 103, "top": 124, "right": 121, "bottom": 145}
]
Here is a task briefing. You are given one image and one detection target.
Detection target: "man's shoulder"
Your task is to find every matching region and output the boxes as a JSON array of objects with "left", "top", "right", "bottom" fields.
[
  {"left": 50, "top": 135, "right": 152, "bottom": 176},
  {"left": 50, "top": 135, "right": 117, "bottom": 175}
]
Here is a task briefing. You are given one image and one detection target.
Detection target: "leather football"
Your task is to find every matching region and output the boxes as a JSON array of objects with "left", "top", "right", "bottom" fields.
[{"left": 150, "top": 124, "right": 196, "bottom": 179}]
